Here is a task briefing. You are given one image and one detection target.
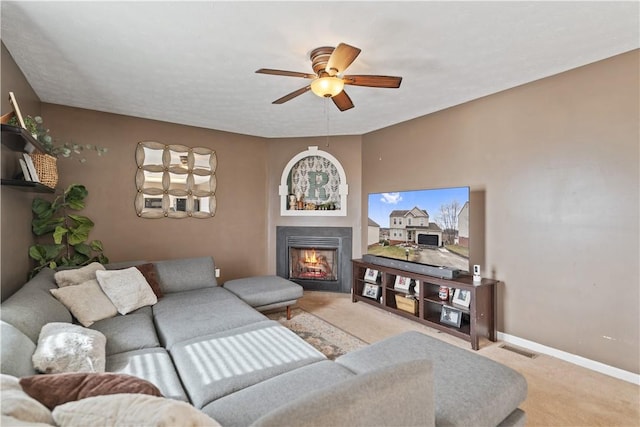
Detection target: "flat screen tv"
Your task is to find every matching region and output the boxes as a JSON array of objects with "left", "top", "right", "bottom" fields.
[{"left": 367, "top": 186, "right": 470, "bottom": 273}]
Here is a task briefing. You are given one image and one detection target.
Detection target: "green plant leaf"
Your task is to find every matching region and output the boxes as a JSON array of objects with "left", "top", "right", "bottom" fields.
[
  {"left": 32, "top": 198, "right": 54, "bottom": 219},
  {"left": 28, "top": 244, "right": 63, "bottom": 263},
  {"left": 64, "top": 185, "right": 88, "bottom": 210},
  {"left": 73, "top": 243, "right": 91, "bottom": 256},
  {"left": 90, "top": 240, "right": 104, "bottom": 252},
  {"left": 52, "top": 225, "right": 69, "bottom": 245},
  {"left": 32, "top": 217, "right": 64, "bottom": 236}
]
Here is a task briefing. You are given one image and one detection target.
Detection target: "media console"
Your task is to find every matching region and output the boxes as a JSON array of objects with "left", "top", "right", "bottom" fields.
[{"left": 352, "top": 258, "right": 497, "bottom": 350}]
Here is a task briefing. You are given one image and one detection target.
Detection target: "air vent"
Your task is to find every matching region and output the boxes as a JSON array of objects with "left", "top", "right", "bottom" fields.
[{"left": 499, "top": 344, "right": 538, "bottom": 359}]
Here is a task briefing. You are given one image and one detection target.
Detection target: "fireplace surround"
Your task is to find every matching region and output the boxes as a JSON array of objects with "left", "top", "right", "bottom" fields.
[{"left": 276, "top": 226, "right": 352, "bottom": 293}]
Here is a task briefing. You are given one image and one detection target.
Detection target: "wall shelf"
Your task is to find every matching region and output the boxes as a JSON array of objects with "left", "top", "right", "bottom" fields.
[
  {"left": 0, "top": 179, "right": 54, "bottom": 193},
  {"left": 1, "top": 124, "right": 55, "bottom": 193}
]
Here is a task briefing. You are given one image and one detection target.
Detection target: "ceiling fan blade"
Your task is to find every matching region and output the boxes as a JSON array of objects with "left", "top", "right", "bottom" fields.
[
  {"left": 256, "top": 68, "right": 315, "bottom": 79},
  {"left": 343, "top": 75, "right": 402, "bottom": 88},
  {"left": 326, "top": 43, "right": 361, "bottom": 75},
  {"left": 273, "top": 86, "right": 311, "bottom": 104},
  {"left": 332, "top": 90, "right": 354, "bottom": 112}
]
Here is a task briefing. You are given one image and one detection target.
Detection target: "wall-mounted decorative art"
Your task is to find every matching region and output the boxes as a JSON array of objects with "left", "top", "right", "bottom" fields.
[
  {"left": 135, "top": 141, "right": 216, "bottom": 219},
  {"left": 279, "top": 146, "right": 348, "bottom": 216}
]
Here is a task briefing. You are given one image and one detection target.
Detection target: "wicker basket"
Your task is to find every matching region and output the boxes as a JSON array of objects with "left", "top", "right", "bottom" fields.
[{"left": 30, "top": 152, "right": 58, "bottom": 189}]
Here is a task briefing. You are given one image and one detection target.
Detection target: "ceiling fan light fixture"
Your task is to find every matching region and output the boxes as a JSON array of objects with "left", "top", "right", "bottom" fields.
[{"left": 310, "top": 76, "right": 344, "bottom": 98}]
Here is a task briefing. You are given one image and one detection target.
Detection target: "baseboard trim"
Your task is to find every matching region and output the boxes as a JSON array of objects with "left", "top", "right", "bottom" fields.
[{"left": 497, "top": 332, "right": 640, "bottom": 385}]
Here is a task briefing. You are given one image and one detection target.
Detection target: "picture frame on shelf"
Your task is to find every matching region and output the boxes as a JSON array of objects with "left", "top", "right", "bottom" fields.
[
  {"left": 8, "top": 92, "right": 26, "bottom": 129},
  {"left": 394, "top": 275, "right": 411, "bottom": 293},
  {"left": 440, "top": 305, "right": 462, "bottom": 327},
  {"left": 364, "top": 268, "right": 379, "bottom": 283},
  {"left": 362, "top": 282, "right": 381, "bottom": 300},
  {"left": 452, "top": 288, "right": 471, "bottom": 308}
]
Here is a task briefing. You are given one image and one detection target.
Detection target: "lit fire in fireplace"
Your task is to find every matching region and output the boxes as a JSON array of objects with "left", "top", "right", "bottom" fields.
[{"left": 292, "top": 248, "right": 335, "bottom": 280}]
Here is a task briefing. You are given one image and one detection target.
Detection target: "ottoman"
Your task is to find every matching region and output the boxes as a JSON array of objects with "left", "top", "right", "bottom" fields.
[{"left": 224, "top": 276, "right": 303, "bottom": 320}]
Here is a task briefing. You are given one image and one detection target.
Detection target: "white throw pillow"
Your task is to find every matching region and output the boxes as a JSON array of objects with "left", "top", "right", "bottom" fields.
[
  {"left": 96, "top": 267, "right": 157, "bottom": 315},
  {"left": 54, "top": 262, "right": 105, "bottom": 287},
  {"left": 50, "top": 279, "right": 118, "bottom": 327},
  {"left": 32, "top": 323, "right": 106, "bottom": 374},
  {"left": 52, "top": 393, "right": 221, "bottom": 427},
  {"left": 0, "top": 374, "right": 54, "bottom": 425}
]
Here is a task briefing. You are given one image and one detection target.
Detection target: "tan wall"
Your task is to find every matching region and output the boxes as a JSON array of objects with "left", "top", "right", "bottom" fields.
[
  {"left": 361, "top": 50, "right": 639, "bottom": 373},
  {"left": 35, "top": 104, "right": 269, "bottom": 285},
  {"left": 1, "top": 42, "right": 42, "bottom": 300},
  {"left": 265, "top": 136, "right": 362, "bottom": 274}
]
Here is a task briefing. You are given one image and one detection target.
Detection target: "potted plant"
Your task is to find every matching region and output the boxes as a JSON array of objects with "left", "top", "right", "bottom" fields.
[
  {"left": 8, "top": 115, "right": 108, "bottom": 188},
  {"left": 28, "top": 183, "right": 109, "bottom": 278}
]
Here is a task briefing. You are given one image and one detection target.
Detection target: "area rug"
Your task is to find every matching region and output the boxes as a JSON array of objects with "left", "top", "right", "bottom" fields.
[{"left": 266, "top": 308, "right": 368, "bottom": 360}]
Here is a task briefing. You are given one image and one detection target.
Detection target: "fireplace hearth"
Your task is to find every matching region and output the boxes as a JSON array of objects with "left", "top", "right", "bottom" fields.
[{"left": 277, "top": 226, "right": 352, "bottom": 293}]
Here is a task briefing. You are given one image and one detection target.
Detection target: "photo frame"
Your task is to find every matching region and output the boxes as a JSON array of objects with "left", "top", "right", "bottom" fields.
[
  {"left": 362, "top": 282, "right": 381, "bottom": 300},
  {"left": 394, "top": 275, "right": 411, "bottom": 293},
  {"left": 8, "top": 92, "right": 26, "bottom": 129},
  {"left": 364, "top": 268, "right": 379, "bottom": 283},
  {"left": 452, "top": 288, "right": 471, "bottom": 308},
  {"left": 440, "top": 305, "right": 462, "bottom": 327}
]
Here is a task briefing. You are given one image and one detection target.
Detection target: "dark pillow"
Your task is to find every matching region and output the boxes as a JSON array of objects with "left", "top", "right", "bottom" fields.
[
  {"left": 19, "top": 372, "right": 163, "bottom": 410},
  {"left": 134, "top": 263, "right": 163, "bottom": 299}
]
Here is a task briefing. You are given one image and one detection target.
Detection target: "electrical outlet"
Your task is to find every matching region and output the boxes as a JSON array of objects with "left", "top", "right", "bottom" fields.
[{"left": 215, "top": 268, "right": 220, "bottom": 278}]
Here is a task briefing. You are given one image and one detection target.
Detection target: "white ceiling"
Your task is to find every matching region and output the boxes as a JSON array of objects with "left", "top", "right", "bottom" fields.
[{"left": 1, "top": 1, "right": 638, "bottom": 138}]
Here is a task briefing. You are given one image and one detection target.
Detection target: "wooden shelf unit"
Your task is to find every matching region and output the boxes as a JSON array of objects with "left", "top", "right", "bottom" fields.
[
  {"left": 1, "top": 124, "right": 54, "bottom": 193},
  {"left": 352, "top": 258, "right": 497, "bottom": 350}
]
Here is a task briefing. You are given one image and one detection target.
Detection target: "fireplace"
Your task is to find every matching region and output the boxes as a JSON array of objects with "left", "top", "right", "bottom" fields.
[{"left": 277, "top": 226, "right": 352, "bottom": 293}]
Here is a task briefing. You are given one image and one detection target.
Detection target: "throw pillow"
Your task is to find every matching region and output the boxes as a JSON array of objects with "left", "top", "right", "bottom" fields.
[
  {"left": 20, "top": 372, "right": 163, "bottom": 410},
  {"left": 32, "top": 323, "right": 106, "bottom": 374},
  {"left": 49, "top": 279, "right": 118, "bottom": 327},
  {"left": 134, "top": 263, "right": 164, "bottom": 299},
  {"left": 0, "top": 374, "right": 54, "bottom": 425},
  {"left": 96, "top": 268, "right": 158, "bottom": 315},
  {"left": 52, "top": 393, "right": 221, "bottom": 427},
  {"left": 54, "top": 262, "right": 105, "bottom": 287}
]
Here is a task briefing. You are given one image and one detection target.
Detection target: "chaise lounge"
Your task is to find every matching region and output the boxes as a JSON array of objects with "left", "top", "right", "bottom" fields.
[{"left": 1, "top": 256, "right": 527, "bottom": 426}]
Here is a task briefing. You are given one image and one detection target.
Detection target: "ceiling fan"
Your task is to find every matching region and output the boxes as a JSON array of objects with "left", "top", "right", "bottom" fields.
[{"left": 255, "top": 43, "right": 402, "bottom": 112}]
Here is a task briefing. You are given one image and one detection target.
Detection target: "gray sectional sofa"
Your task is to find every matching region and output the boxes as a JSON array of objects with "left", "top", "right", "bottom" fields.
[{"left": 1, "top": 256, "right": 528, "bottom": 426}]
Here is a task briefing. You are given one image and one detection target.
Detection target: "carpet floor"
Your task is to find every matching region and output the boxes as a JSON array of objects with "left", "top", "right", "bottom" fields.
[{"left": 267, "top": 290, "right": 640, "bottom": 427}]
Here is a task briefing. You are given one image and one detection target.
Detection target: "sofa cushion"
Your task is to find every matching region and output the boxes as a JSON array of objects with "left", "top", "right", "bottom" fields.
[
  {"left": 133, "top": 263, "right": 164, "bottom": 299},
  {"left": 52, "top": 394, "right": 221, "bottom": 427},
  {"left": 32, "top": 323, "right": 106, "bottom": 374},
  {"left": 153, "top": 286, "right": 266, "bottom": 349},
  {"left": 0, "top": 269, "right": 72, "bottom": 343},
  {"left": 90, "top": 311, "right": 160, "bottom": 356},
  {"left": 202, "top": 360, "right": 354, "bottom": 426},
  {"left": 224, "top": 276, "right": 303, "bottom": 308},
  {"left": 49, "top": 279, "right": 118, "bottom": 327},
  {"left": 0, "top": 375, "right": 54, "bottom": 426},
  {"left": 0, "top": 322, "right": 36, "bottom": 378},
  {"left": 171, "top": 320, "right": 326, "bottom": 408},
  {"left": 54, "top": 262, "right": 105, "bottom": 287},
  {"left": 106, "top": 348, "right": 188, "bottom": 402},
  {"left": 20, "top": 372, "right": 163, "bottom": 410},
  {"left": 96, "top": 268, "right": 157, "bottom": 315},
  {"left": 336, "top": 331, "right": 528, "bottom": 427},
  {"left": 153, "top": 256, "right": 217, "bottom": 293},
  {"left": 251, "top": 359, "right": 435, "bottom": 427}
]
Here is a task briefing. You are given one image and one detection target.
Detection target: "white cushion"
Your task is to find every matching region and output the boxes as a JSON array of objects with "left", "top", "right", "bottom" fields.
[
  {"left": 52, "top": 393, "right": 221, "bottom": 427},
  {"left": 54, "top": 262, "right": 105, "bottom": 287},
  {"left": 0, "top": 374, "right": 54, "bottom": 425},
  {"left": 32, "top": 323, "right": 106, "bottom": 374},
  {"left": 96, "top": 267, "right": 158, "bottom": 315},
  {"left": 50, "top": 279, "right": 118, "bottom": 327}
]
